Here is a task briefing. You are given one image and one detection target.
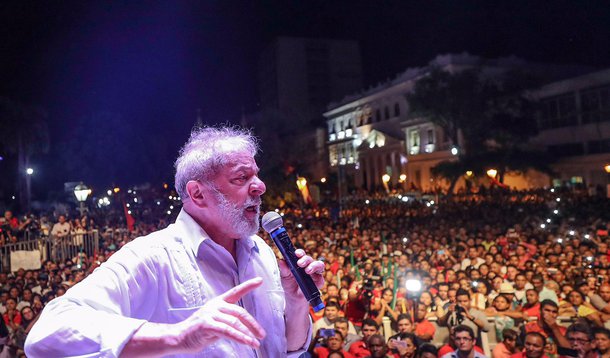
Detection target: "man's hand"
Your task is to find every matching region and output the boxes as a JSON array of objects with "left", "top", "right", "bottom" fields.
[
  {"left": 278, "top": 249, "right": 325, "bottom": 297},
  {"left": 122, "top": 277, "right": 267, "bottom": 357},
  {"left": 172, "top": 277, "right": 267, "bottom": 353},
  {"left": 278, "top": 249, "right": 324, "bottom": 351}
]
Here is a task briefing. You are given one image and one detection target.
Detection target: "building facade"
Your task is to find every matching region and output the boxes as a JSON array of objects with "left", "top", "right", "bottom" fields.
[
  {"left": 324, "top": 53, "right": 602, "bottom": 193},
  {"left": 531, "top": 68, "right": 610, "bottom": 189},
  {"left": 325, "top": 54, "right": 485, "bottom": 192}
]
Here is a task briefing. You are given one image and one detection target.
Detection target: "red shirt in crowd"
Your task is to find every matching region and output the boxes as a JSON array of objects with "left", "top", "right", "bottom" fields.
[
  {"left": 3, "top": 311, "right": 21, "bottom": 327},
  {"left": 437, "top": 343, "right": 485, "bottom": 357},
  {"left": 510, "top": 352, "right": 549, "bottom": 358},
  {"left": 348, "top": 340, "right": 370, "bottom": 358},
  {"left": 315, "top": 346, "right": 354, "bottom": 358},
  {"left": 415, "top": 319, "right": 436, "bottom": 340},
  {"left": 522, "top": 303, "right": 541, "bottom": 321}
]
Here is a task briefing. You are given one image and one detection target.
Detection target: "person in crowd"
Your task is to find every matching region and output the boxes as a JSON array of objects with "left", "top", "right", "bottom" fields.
[
  {"left": 485, "top": 294, "right": 522, "bottom": 341},
  {"left": 3, "top": 298, "right": 21, "bottom": 332},
  {"left": 416, "top": 343, "right": 437, "bottom": 358},
  {"left": 522, "top": 289, "right": 541, "bottom": 320},
  {"left": 566, "top": 322, "right": 596, "bottom": 358},
  {"left": 588, "top": 283, "right": 610, "bottom": 314},
  {"left": 365, "top": 333, "right": 392, "bottom": 358},
  {"left": 561, "top": 290, "right": 605, "bottom": 327},
  {"left": 50, "top": 215, "right": 71, "bottom": 238},
  {"left": 312, "top": 329, "right": 354, "bottom": 358},
  {"left": 314, "top": 301, "right": 344, "bottom": 336},
  {"left": 349, "top": 318, "right": 379, "bottom": 358},
  {"left": 440, "top": 325, "right": 488, "bottom": 358},
  {"left": 372, "top": 288, "right": 399, "bottom": 326},
  {"left": 334, "top": 317, "right": 360, "bottom": 351},
  {"left": 511, "top": 331, "right": 547, "bottom": 358},
  {"left": 388, "top": 314, "right": 415, "bottom": 354},
  {"left": 439, "top": 288, "right": 491, "bottom": 343},
  {"left": 388, "top": 332, "right": 417, "bottom": 358},
  {"left": 520, "top": 299, "right": 570, "bottom": 357},
  {"left": 25, "top": 126, "right": 325, "bottom": 357},
  {"left": 413, "top": 302, "right": 435, "bottom": 342},
  {"left": 493, "top": 328, "right": 519, "bottom": 358},
  {"left": 594, "top": 327, "right": 610, "bottom": 358}
]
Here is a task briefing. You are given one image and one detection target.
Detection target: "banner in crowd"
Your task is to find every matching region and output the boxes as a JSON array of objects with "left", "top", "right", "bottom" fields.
[{"left": 10, "top": 250, "right": 41, "bottom": 271}]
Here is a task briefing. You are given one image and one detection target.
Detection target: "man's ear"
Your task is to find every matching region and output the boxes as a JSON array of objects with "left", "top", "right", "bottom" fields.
[{"left": 185, "top": 181, "right": 207, "bottom": 208}]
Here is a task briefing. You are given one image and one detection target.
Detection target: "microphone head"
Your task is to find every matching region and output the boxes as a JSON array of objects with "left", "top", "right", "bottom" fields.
[{"left": 262, "top": 211, "right": 283, "bottom": 233}]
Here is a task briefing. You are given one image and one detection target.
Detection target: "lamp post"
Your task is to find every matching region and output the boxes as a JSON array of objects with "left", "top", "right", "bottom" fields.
[
  {"left": 399, "top": 174, "right": 407, "bottom": 191},
  {"left": 604, "top": 164, "right": 610, "bottom": 198},
  {"left": 25, "top": 167, "right": 34, "bottom": 211},
  {"left": 486, "top": 168, "right": 498, "bottom": 179},
  {"left": 74, "top": 183, "right": 91, "bottom": 217},
  {"left": 382, "top": 173, "right": 391, "bottom": 193}
]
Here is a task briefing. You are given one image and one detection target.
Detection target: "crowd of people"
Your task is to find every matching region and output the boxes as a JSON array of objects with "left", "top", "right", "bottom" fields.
[{"left": 1, "top": 185, "right": 610, "bottom": 358}]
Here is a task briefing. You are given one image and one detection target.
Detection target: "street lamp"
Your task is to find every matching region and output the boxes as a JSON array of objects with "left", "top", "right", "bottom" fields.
[
  {"left": 382, "top": 174, "right": 391, "bottom": 184},
  {"left": 296, "top": 177, "right": 307, "bottom": 190},
  {"left": 26, "top": 168, "right": 34, "bottom": 175},
  {"left": 450, "top": 146, "right": 459, "bottom": 156},
  {"left": 74, "top": 183, "right": 91, "bottom": 217},
  {"left": 382, "top": 174, "right": 391, "bottom": 193},
  {"left": 486, "top": 168, "right": 498, "bottom": 179}
]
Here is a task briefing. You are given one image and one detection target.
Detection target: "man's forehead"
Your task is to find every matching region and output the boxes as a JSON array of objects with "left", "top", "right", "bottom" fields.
[{"left": 224, "top": 154, "right": 258, "bottom": 171}]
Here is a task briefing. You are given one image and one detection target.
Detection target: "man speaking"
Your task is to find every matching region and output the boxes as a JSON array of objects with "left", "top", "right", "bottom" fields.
[{"left": 25, "top": 126, "right": 325, "bottom": 357}]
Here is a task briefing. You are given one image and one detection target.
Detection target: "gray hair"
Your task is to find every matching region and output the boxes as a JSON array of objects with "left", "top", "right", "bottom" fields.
[{"left": 174, "top": 125, "right": 259, "bottom": 200}]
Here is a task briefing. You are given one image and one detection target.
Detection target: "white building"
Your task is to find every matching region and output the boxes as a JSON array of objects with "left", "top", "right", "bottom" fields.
[
  {"left": 325, "top": 54, "right": 514, "bottom": 191},
  {"left": 531, "top": 68, "right": 610, "bottom": 189},
  {"left": 324, "top": 53, "right": 599, "bottom": 192}
]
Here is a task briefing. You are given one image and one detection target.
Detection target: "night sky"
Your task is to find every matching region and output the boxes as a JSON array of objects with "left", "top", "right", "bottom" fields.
[{"left": 1, "top": 0, "right": 610, "bottom": 196}]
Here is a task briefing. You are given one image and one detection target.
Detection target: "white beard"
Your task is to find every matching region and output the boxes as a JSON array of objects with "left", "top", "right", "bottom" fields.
[{"left": 211, "top": 188, "right": 260, "bottom": 238}]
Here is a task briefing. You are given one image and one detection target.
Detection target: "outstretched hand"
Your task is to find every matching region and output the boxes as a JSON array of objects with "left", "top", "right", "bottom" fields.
[{"left": 173, "top": 277, "right": 267, "bottom": 353}]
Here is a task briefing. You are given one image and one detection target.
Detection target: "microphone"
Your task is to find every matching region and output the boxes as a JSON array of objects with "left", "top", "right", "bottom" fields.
[{"left": 261, "top": 212, "right": 325, "bottom": 312}]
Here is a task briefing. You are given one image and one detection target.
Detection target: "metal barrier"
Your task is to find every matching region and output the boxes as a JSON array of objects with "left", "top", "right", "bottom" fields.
[{"left": 0, "top": 230, "right": 99, "bottom": 272}]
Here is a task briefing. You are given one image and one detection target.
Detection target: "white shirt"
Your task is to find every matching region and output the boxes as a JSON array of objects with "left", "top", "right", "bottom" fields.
[
  {"left": 25, "top": 209, "right": 310, "bottom": 357},
  {"left": 50, "top": 222, "right": 71, "bottom": 237}
]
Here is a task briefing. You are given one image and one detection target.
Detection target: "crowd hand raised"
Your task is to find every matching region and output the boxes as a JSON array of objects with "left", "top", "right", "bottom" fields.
[
  {"left": 172, "top": 277, "right": 266, "bottom": 354},
  {"left": 278, "top": 248, "right": 325, "bottom": 294}
]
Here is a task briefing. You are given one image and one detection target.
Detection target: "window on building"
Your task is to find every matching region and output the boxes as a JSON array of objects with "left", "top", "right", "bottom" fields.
[
  {"left": 384, "top": 107, "right": 390, "bottom": 120},
  {"left": 540, "top": 94, "right": 578, "bottom": 128},
  {"left": 427, "top": 129, "right": 435, "bottom": 144},
  {"left": 329, "top": 145, "right": 338, "bottom": 166},
  {"left": 410, "top": 130, "right": 420, "bottom": 147},
  {"left": 409, "top": 130, "right": 420, "bottom": 155},
  {"left": 376, "top": 109, "right": 381, "bottom": 122},
  {"left": 588, "top": 139, "right": 610, "bottom": 154},
  {"left": 581, "top": 86, "right": 610, "bottom": 124},
  {"left": 394, "top": 103, "right": 400, "bottom": 117},
  {"left": 547, "top": 143, "right": 584, "bottom": 157}
]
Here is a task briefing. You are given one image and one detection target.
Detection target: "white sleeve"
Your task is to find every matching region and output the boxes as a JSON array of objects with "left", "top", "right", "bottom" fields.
[{"left": 24, "top": 246, "right": 159, "bottom": 358}]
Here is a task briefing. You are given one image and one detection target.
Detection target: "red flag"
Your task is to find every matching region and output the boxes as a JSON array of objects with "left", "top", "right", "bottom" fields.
[{"left": 123, "top": 202, "right": 135, "bottom": 232}]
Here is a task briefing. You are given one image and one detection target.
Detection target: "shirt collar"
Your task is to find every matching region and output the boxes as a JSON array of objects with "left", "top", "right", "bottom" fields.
[{"left": 175, "top": 208, "right": 258, "bottom": 258}]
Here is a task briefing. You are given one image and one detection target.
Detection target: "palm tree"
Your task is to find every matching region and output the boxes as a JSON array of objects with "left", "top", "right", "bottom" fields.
[{"left": 0, "top": 97, "right": 50, "bottom": 210}]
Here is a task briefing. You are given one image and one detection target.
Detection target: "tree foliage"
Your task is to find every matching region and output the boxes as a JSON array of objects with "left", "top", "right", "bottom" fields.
[
  {"left": 407, "top": 67, "right": 549, "bottom": 192},
  {"left": 0, "top": 97, "right": 50, "bottom": 209}
]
